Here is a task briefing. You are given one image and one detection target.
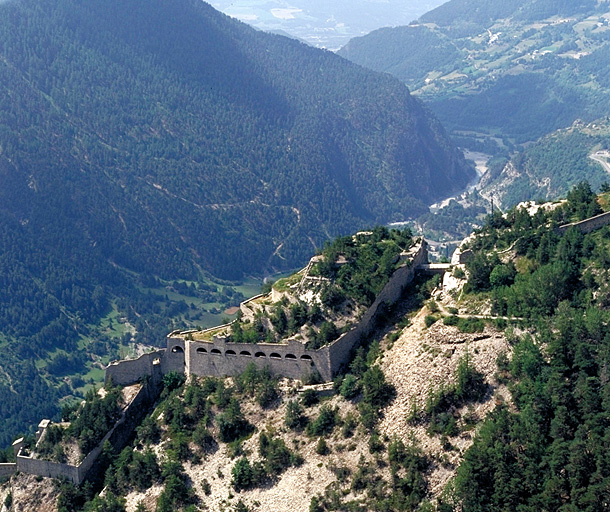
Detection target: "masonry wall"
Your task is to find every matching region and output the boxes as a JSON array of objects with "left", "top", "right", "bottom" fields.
[
  {"left": 163, "top": 338, "right": 186, "bottom": 375},
  {"left": 326, "top": 240, "right": 428, "bottom": 376},
  {"left": 15, "top": 380, "right": 162, "bottom": 484},
  {"left": 558, "top": 211, "right": 610, "bottom": 234},
  {"left": 105, "top": 350, "right": 165, "bottom": 387},
  {"left": 172, "top": 239, "right": 428, "bottom": 382},
  {"left": 16, "top": 454, "right": 80, "bottom": 483},
  {"left": 0, "top": 463, "right": 17, "bottom": 479},
  {"left": 178, "top": 336, "right": 331, "bottom": 381}
]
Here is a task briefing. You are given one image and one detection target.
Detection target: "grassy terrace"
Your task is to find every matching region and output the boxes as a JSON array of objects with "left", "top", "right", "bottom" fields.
[
  {"left": 272, "top": 272, "right": 303, "bottom": 292},
  {"left": 186, "top": 326, "right": 232, "bottom": 342},
  {"left": 172, "top": 227, "right": 416, "bottom": 349}
]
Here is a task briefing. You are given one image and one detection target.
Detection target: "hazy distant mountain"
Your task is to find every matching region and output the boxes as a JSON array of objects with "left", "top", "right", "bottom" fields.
[
  {"left": 212, "top": 0, "right": 447, "bottom": 49},
  {"left": 0, "top": 0, "right": 473, "bottom": 443},
  {"left": 339, "top": 0, "right": 610, "bottom": 147}
]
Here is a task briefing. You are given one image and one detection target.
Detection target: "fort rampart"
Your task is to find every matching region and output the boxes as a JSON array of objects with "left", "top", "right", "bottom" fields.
[
  {"left": 10, "top": 238, "right": 429, "bottom": 485},
  {"left": 105, "top": 350, "right": 165, "bottom": 387},
  {"left": 0, "top": 463, "right": 17, "bottom": 479},
  {"left": 161, "top": 239, "right": 429, "bottom": 382},
  {"left": 558, "top": 210, "right": 610, "bottom": 234},
  {"left": 106, "top": 240, "right": 428, "bottom": 384},
  {"left": 12, "top": 378, "right": 161, "bottom": 484}
]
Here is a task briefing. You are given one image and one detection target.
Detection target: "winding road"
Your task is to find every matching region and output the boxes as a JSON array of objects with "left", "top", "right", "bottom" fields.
[{"left": 589, "top": 151, "right": 610, "bottom": 174}]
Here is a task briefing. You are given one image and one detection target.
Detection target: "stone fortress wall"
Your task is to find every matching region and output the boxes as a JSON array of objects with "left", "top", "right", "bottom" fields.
[
  {"left": 108, "top": 238, "right": 429, "bottom": 385},
  {"left": 5, "top": 238, "right": 429, "bottom": 485},
  {"left": 5, "top": 376, "right": 162, "bottom": 484},
  {"left": 0, "top": 463, "right": 17, "bottom": 479},
  {"left": 558, "top": 210, "right": 610, "bottom": 234},
  {"left": 106, "top": 349, "right": 165, "bottom": 387}
]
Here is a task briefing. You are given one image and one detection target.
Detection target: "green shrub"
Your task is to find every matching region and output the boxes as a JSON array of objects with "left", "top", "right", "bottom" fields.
[
  {"left": 362, "top": 366, "right": 394, "bottom": 408},
  {"left": 423, "top": 353, "right": 487, "bottom": 437},
  {"left": 234, "top": 500, "right": 250, "bottom": 512},
  {"left": 137, "top": 417, "right": 161, "bottom": 445},
  {"left": 307, "top": 405, "right": 337, "bottom": 437},
  {"left": 309, "top": 496, "right": 324, "bottom": 512},
  {"left": 162, "top": 371, "right": 186, "bottom": 393},
  {"left": 217, "top": 399, "right": 254, "bottom": 443},
  {"left": 428, "top": 411, "right": 459, "bottom": 437},
  {"left": 235, "top": 364, "right": 279, "bottom": 408},
  {"left": 231, "top": 457, "right": 265, "bottom": 491},
  {"left": 214, "top": 380, "right": 234, "bottom": 409},
  {"left": 315, "top": 437, "right": 330, "bottom": 455},
  {"left": 82, "top": 492, "right": 125, "bottom": 512},
  {"left": 193, "top": 424, "right": 216, "bottom": 453},
  {"left": 256, "top": 378, "right": 279, "bottom": 408},
  {"left": 341, "top": 412, "right": 358, "bottom": 438},
  {"left": 259, "top": 430, "right": 299, "bottom": 475},
  {"left": 425, "top": 315, "right": 438, "bottom": 328},
  {"left": 339, "top": 374, "right": 361, "bottom": 399},
  {"left": 285, "top": 400, "right": 308, "bottom": 431},
  {"left": 301, "top": 389, "right": 319, "bottom": 407},
  {"left": 156, "top": 460, "right": 196, "bottom": 512},
  {"left": 368, "top": 431, "right": 384, "bottom": 453},
  {"left": 457, "top": 317, "right": 485, "bottom": 333},
  {"left": 443, "top": 315, "right": 459, "bottom": 326}
]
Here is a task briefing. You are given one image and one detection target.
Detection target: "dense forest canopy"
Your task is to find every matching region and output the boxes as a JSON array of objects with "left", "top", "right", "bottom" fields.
[
  {"left": 440, "top": 184, "right": 610, "bottom": 511},
  {"left": 0, "top": 0, "right": 472, "bottom": 281}
]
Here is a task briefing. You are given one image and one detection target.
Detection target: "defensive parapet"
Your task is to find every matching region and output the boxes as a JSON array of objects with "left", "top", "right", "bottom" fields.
[
  {"left": 174, "top": 335, "right": 328, "bottom": 380},
  {"left": 558, "top": 210, "right": 610, "bottom": 234},
  {"left": 105, "top": 349, "right": 165, "bottom": 387},
  {"left": 13, "top": 380, "right": 160, "bottom": 484},
  {"left": 164, "top": 238, "right": 429, "bottom": 382},
  {"left": 104, "top": 238, "right": 429, "bottom": 386}
]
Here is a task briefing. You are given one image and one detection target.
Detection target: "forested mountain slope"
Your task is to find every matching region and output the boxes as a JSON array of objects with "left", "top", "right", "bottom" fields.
[
  {"left": 448, "top": 185, "right": 610, "bottom": 511},
  {"left": 6, "top": 186, "right": 610, "bottom": 512},
  {"left": 339, "top": 0, "right": 610, "bottom": 147},
  {"left": 480, "top": 118, "right": 610, "bottom": 208},
  {"left": 0, "top": 0, "right": 474, "bottom": 446},
  {"left": 0, "top": 0, "right": 471, "bottom": 281}
]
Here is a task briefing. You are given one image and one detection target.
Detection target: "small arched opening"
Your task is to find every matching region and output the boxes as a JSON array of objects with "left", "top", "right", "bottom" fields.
[
  {"left": 226, "top": 350, "right": 237, "bottom": 356},
  {"left": 300, "top": 354, "right": 313, "bottom": 361},
  {"left": 196, "top": 347, "right": 207, "bottom": 354},
  {"left": 210, "top": 349, "right": 222, "bottom": 355},
  {"left": 285, "top": 354, "right": 297, "bottom": 360},
  {"left": 254, "top": 352, "right": 266, "bottom": 358},
  {"left": 171, "top": 346, "right": 184, "bottom": 353},
  {"left": 269, "top": 353, "right": 281, "bottom": 359},
  {"left": 240, "top": 351, "right": 252, "bottom": 357}
]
